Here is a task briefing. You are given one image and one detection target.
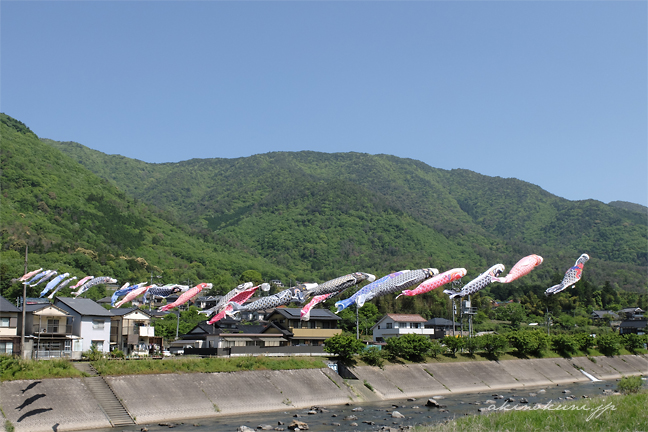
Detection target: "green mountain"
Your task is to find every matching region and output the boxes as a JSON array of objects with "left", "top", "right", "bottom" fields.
[
  {"left": 0, "top": 114, "right": 298, "bottom": 301},
  {"left": 42, "top": 128, "right": 646, "bottom": 294}
]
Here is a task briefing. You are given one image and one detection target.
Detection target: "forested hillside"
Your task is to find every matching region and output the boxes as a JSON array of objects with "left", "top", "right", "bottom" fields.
[
  {"left": 0, "top": 114, "right": 297, "bottom": 301},
  {"left": 46, "top": 137, "right": 647, "bottom": 293}
]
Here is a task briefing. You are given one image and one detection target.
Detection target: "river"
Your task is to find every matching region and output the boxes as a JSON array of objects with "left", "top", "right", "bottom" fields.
[{"left": 78, "top": 378, "right": 643, "bottom": 432}]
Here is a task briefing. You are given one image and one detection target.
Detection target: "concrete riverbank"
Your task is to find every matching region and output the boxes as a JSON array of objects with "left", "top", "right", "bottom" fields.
[{"left": 1, "top": 354, "right": 646, "bottom": 432}]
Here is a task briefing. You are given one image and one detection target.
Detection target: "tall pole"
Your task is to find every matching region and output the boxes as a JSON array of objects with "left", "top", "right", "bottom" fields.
[
  {"left": 21, "top": 246, "right": 27, "bottom": 358},
  {"left": 175, "top": 311, "right": 180, "bottom": 340},
  {"left": 356, "top": 304, "right": 359, "bottom": 340}
]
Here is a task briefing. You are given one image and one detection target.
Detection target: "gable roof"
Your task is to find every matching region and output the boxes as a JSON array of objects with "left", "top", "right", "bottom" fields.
[
  {"left": 0, "top": 296, "right": 20, "bottom": 313},
  {"left": 425, "top": 317, "right": 459, "bottom": 327},
  {"left": 383, "top": 314, "right": 427, "bottom": 323},
  {"left": 591, "top": 310, "right": 619, "bottom": 319},
  {"left": 269, "top": 308, "right": 340, "bottom": 321},
  {"left": 109, "top": 307, "right": 152, "bottom": 318},
  {"left": 54, "top": 297, "right": 112, "bottom": 317}
]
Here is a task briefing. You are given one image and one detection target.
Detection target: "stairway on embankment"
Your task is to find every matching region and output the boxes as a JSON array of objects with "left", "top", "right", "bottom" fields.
[{"left": 74, "top": 362, "right": 135, "bottom": 427}]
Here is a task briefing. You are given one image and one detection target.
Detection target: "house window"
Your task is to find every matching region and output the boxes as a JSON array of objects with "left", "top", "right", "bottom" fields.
[
  {"left": 386, "top": 323, "right": 392, "bottom": 329},
  {"left": 309, "top": 321, "right": 316, "bottom": 329},
  {"left": 64, "top": 340, "right": 72, "bottom": 352},
  {"left": 47, "top": 319, "right": 59, "bottom": 333},
  {"left": 0, "top": 318, "right": 9, "bottom": 327},
  {"left": 322, "top": 321, "right": 332, "bottom": 329},
  {"left": 0, "top": 342, "right": 13, "bottom": 354},
  {"left": 93, "top": 320, "right": 105, "bottom": 330},
  {"left": 413, "top": 323, "right": 419, "bottom": 329},
  {"left": 92, "top": 340, "right": 104, "bottom": 351}
]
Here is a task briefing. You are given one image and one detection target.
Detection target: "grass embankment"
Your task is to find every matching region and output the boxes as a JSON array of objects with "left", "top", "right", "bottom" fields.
[
  {"left": 416, "top": 390, "right": 648, "bottom": 432},
  {"left": 0, "top": 356, "right": 86, "bottom": 381},
  {"left": 92, "top": 355, "right": 327, "bottom": 376}
]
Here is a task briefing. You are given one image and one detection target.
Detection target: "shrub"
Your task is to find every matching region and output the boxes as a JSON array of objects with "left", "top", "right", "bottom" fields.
[
  {"left": 479, "top": 334, "right": 508, "bottom": 359},
  {"left": 428, "top": 340, "right": 444, "bottom": 359},
  {"left": 324, "top": 333, "right": 364, "bottom": 366},
  {"left": 551, "top": 334, "right": 579, "bottom": 356},
  {"left": 574, "top": 333, "right": 595, "bottom": 352},
  {"left": 597, "top": 333, "right": 622, "bottom": 356},
  {"left": 82, "top": 344, "right": 103, "bottom": 361},
  {"left": 110, "top": 349, "right": 125, "bottom": 359},
  {"left": 622, "top": 334, "right": 644, "bottom": 354},
  {"left": 617, "top": 375, "right": 642, "bottom": 394},
  {"left": 507, "top": 330, "right": 547, "bottom": 357},
  {"left": 442, "top": 336, "right": 465, "bottom": 356},
  {"left": 385, "top": 334, "right": 433, "bottom": 362},
  {"left": 360, "top": 346, "right": 385, "bottom": 368},
  {"left": 464, "top": 336, "right": 482, "bottom": 356}
]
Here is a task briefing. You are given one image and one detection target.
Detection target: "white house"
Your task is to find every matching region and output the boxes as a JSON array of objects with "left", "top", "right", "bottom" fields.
[
  {"left": 371, "top": 314, "right": 434, "bottom": 342},
  {"left": 54, "top": 297, "right": 112, "bottom": 354}
]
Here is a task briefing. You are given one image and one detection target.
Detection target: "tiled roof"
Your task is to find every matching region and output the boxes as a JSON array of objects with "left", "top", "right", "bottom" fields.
[
  {"left": 0, "top": 296, "right": 20, "bottom": 313},
  {"left": 270, "top": 308, "right": 340, "bottom": 320},
  {"left": 385, "top": 314, "right": 427, "bottom": 323},
  {"left": 55, "top": 297, "right": 112, "bottom": 317}
]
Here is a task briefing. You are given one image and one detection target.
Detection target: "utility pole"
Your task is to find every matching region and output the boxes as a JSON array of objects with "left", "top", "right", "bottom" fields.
[
  {"left": 356, "top": 304, "right": 359, "bottom": 340},
  {"left": 21, "top": 246, "right": 27, "bottom": 359}
]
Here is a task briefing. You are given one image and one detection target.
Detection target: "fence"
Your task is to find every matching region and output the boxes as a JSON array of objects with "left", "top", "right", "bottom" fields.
[{"left": 184, "top": 345, "right": 327, "bottom": 357}]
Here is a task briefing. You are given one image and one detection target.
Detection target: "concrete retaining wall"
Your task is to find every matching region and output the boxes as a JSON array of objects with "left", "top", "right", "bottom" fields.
[{"left": 1, "top": 354, "right": 645, "bottom": 432}]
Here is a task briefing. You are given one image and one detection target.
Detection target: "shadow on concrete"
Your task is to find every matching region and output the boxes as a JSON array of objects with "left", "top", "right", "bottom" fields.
[
  {"left": 21, "top": 381, "right": 41, "bottom": 394},
  {"left": 16, "top": 393, "right": 46, "bottom": 411},
  {"left": 17, "top": 407, "right": 53, "bottom": 422}
]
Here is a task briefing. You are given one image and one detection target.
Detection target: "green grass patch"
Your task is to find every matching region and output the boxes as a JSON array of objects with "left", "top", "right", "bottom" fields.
[
  {"left": 91, "top": 356, "right": 326, "bottom": 376},
  {"left": 0, "top": 356, "right": 85, "bottom": 381},
  {"left": 416, "top": 391, "right": 648, "bottom": 431}
]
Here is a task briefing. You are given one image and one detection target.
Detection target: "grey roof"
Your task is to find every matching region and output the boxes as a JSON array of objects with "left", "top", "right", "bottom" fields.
[
  {"left": 619, "top": 320, "right": 647, "bottom": 329},
  {"left": 425, "top": 318, "right": 459, "bottom": 327},
  {"left": 0, "top": 296, "right": 20, "bottom": 313},
  {"left": 591, "top": 310, "right": 619, "bottom": 319},
  {"left": 618, "top": 307, "right": 644, "bottom": 314},
  {"left": 55, "top": 297, "right": 112, "bottom": 317},
  {"left": 270, "top": 308, "right": 341, "bottom": 321},
  {"left": 109, "top": 307, "right": 152, "bottom": 317}
]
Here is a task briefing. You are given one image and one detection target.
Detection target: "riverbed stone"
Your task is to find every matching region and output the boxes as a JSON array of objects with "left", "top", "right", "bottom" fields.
[
  {"left": 258, "top": 425, "right": 273, "bottom": 430},
  {"left": 288, "top": 419, "right": 308, "bottom": 430},
  {"left": 391, "top": 411, "right": 405, "bottom": 418}
]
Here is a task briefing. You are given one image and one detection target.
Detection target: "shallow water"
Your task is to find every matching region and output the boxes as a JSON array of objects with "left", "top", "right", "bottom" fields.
[{"left": 77, "top": 377, "right": 646, "bottom": 432}]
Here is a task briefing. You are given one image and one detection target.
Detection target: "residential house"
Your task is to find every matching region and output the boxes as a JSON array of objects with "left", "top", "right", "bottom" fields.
[
  {"left": 265, "top": 308, "right": 341, "bottom": 346},
  {"left": 424, "top": 317, "right": 460, "bottom": 339},
  {"left": 170, "top": 318, "right": 287, "bottom": 353},
  {"left": 617, "top": 307, "right": 645, "bottom": 320},
  {"left": 619, "top": 319, "right": 647, "bottom": 335},
  {"left": 591, "top": 310, "right": 620, "bottom": 321},
  {"left": 54, "top": 297, "right": 112, "bottom": 354},
  {"left": 0, "top": 296, "right": 21, "bottom": 356},
  {"left": 17, "top": 301, "right": 81, "bottom": 359},
  {"left": 371, "top": 314, "right": 433, "bottom": 342},
  {"left": 109, "top": 307, "right": 157, "bottom": 355}
]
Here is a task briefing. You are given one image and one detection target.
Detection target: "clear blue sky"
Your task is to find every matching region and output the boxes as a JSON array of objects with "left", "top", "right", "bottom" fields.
[{"left": 2, "top": 1, "right": 646, "bottom": 206}]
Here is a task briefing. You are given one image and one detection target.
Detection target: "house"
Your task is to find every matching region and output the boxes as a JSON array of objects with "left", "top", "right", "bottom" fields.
[
  {"left": 265, "top": 308, "right": 341, "bottom": 346},
  {"left": 17, "top": 301, "right": 82, "bottom": 359},
  {"left": 195, "top": 296, "right": 222, "bottom": 310},
  {"left": 617, "top": 307, "right": 644, "bottom": 320},
  {"left": 171, "top": 318, "right": 288, "bottom": 353},
  {"left": 371, "top": 314, "right": 433, "bottom": 342},
  {"left": 425, "top": 317, "right": 460, "bottom": 339},
  {"left": 591, "top": 310, "right": 620, "bottom": 321},
  {"left": 109, "top": 307, "right": 157, "bottom": 355},
  {"left": 54, "top": 297, "right": 112, "bottom": 354},
  {"left": 619, "top": 319, "right": 647, "bottom": 335},
  {"left": 0, "top": 296, "right": 21, "bottom": 356}
]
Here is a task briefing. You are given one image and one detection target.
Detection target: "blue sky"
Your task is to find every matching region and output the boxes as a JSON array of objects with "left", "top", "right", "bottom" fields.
[{"left": 2, "top": 1, "right": 646, "bottom": 206}]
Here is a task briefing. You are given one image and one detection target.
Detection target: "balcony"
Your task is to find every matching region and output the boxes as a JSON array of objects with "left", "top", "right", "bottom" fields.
[
  {"left": 32, "top": 325, "right": 72, "bottom": 335},
  {"left": 291, "top": 328, "right": 341, "bottom": 338}
]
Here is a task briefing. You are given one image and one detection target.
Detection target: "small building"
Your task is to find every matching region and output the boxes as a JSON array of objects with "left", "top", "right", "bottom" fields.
[
  {"left": 17, "top": 301, "right": 81, "bottom": 359},
  {"left": 109, "top": 307, "right": 156, "bottom": 356},
  {"left": 0, "top": 296, "right": 21, "bottom": 356},
  {"left": 371, "top": 314, "right": 433, "bottom": 342},
  {"left": 617, "top": 307, "right": 644, "bottom": 320},
  {"left": 54, "top": 297, "right": 112, "bottom": 355},
  {"left": 619, "top": 319, "right": 647, "bottom": 335},
  {"left": 265, "top": 308, "right": 341, "bottom": 346},
  {"left": 591, "top": 310, "right": 620, "bottom": 321},
  {"left": 424, "top": 317, "right": 460, "bottom": 339}
]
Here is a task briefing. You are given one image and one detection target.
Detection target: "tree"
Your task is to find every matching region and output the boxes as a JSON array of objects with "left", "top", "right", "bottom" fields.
[
  {"left": 442, "top": 336, "right": 465, "bottom": 356},
  {"left": 479, "top": 334, "right": 508, "bottom": 358},
  {"left": 550, "top": 334, "right": 578, "bottom": 357},
  {"left": 464, "top": 336, "right": 482, "bottom": 356},
  {"left": 596, "top": 333, "right": 621, "bottom": 356},
  {"left": 324, "top": 333, "right": 364, "bottom": 365},
  {"left": 239, "top": 270, "right": 263, "bottom": 286},
  {"left": 360, "top": 346, "right": 385, "bottom": 368},
  {"left": 384, "top": 334, "right": 433, "bottom": 362}
]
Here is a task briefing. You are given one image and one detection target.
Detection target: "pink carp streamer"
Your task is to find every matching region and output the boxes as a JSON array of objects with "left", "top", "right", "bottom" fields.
[
  {"left": 20, "top": 268, "right": 43, "bottom": 281},
  {"left": 301, "top": 292, "right": 338, "bottom": 321},
  {"left": 160, "top": 283, "right": 212, "bottom": 311},
  {"left": 207, "top": 284, "right": 260, "bottom": 324},
  {"left": 396, "top": 268, "right": 467, "bottom": 299},
  {"left": 70, "top": 276, "right": 94, "bottom": 290},
  {"left": 492, "top": 254, "right": 543, "bottom": 283},
  {"left": 115, "top": 285, "right": 151, "bottom": 308}
]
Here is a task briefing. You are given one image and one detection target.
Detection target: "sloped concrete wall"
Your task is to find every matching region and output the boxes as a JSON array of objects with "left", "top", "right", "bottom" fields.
[{"left": 0, "top": 354, "right": 645, "bottom": 431}]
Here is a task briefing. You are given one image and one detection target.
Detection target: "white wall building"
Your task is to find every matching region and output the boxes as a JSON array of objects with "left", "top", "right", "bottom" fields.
[
  {"left": 371, "top": 314, "right": 434, "bottom": 342},
  {"left": 55, "top": 297, "right": 112, "bottom": 354}
]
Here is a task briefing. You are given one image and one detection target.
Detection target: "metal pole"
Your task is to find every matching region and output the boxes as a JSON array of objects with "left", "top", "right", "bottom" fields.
[
  {"left": 452, "top": 299, "right": 456, "bottom": 337},
  {"left": 21, "top": 247, "right": 27, "bottom": 358},
  {"left": 175, "top": 311, "right": 180, "bottom": 340},
  {"left": 356, "top": 304, "right": 359, "bottom": 340}
]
